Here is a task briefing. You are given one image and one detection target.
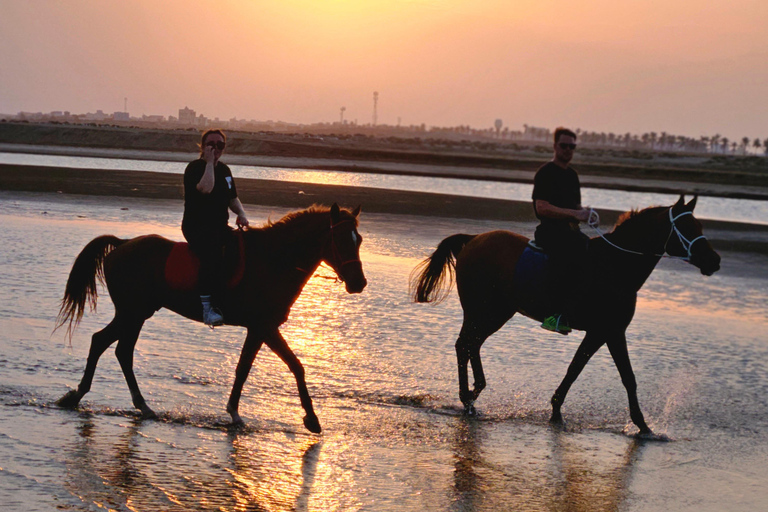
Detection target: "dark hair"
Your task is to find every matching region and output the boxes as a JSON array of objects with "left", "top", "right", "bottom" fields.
[
  {"left": 198, "top": 129, "right": 227, "bottom": 157},
  {"left": 553, "top": 127, "right": 577, "bottom": 144}
]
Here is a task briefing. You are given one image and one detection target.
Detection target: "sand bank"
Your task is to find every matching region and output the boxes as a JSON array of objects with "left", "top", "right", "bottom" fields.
[
  {"left": 2, "top": 142, "right": 768, "bottom": 201},
  {"left": 1, "top": 163, "right": 767, "bottom": 255}
]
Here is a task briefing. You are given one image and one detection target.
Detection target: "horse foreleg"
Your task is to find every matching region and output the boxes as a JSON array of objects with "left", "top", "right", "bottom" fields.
[
  {"left": 57, "top": 317, "right": 122, "bottom": 408},
  {"left": 550, "top": 332, "right": 604, "bottom": 424},
  {"left": 606, "top": 334, "right": 651, "bottom": 435},
  {"left": 114, "top": 319, "right": 155, "bottom": 419},
  {"left": 264, "top": 331, "right": 321, "bottom": 434},
  {"left": 226, "top": 329, "right": 264, "bottom": 425}
]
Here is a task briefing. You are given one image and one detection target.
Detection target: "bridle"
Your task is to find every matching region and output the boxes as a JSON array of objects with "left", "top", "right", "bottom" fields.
[
  {"left": 587, "top": 207, "right": 708, "bottom": 262},
  {"left": 327, "top": 218, "right": 362, "bottom": 279}
]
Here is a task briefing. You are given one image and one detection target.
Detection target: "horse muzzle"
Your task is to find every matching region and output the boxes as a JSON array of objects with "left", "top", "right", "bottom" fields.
[
  {"left": 692, "top": 250, "right": 721, "bottom": 276},
  {"left": 341, "top": 261, "right": 367, "bottom": 293}
]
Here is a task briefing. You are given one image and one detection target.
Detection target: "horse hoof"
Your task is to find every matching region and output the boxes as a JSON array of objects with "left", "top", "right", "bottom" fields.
[
  {"left": 463, "top": 404, "right": 477, "bottom": 417},
  {"left": 634, "top": 430, "right": 670, "bottom": 442},
  {"left": 56, "top": 390, "right": 81, "bottom": 409},
  {"left": 140, "top": 407, "right": 158, "bottom": 420},
  {"left": 550, "top": 411, "right": 564, "bottom": 424},
  {"left": 303, "top": 415, "right": 322, "bottom": 434}
]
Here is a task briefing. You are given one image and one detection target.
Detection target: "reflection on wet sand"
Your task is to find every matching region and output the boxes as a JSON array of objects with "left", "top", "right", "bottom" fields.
[
  {"left": 548, "top": 429, "right": 643, "bottom": 512},
  {"left": 450, "top": 417, "right": 644, "bottom": 512},
  {"left": 62, "top": 415, "right": 325, "bottom": 511},
  {"left": 65, "top": 416, "right": 167, "bottom": 510},
  {"left": 227, "top": 431, "right": 321, "bottom": 512}
]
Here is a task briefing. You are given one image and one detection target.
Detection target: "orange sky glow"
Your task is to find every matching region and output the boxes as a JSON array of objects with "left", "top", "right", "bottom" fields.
[{"left": 1, "top": 0, "right": 766, "bottom": 139}]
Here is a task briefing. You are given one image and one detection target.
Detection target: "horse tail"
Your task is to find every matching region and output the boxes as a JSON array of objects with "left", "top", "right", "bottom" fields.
[
  {"left": 411, "top": 234, "right": 476, "bottom": 304},
  {"left": 54, "top": 235, "right": 127, "bottom": 340}
]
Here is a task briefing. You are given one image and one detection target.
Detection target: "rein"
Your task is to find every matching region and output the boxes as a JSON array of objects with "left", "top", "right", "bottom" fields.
[{"left": 586, "top": 207, "right": 707, "bottom": 262}]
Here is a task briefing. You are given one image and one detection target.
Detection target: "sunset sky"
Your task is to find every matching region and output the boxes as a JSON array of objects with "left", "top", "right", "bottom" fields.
[{"left": 1, "top": 0, "right": 766, "bottom": 140}]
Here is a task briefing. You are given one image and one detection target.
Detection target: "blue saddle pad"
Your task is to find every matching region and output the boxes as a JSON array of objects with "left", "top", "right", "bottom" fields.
[{"left": 512, "top": 246, "right": 551, "bottom": 316}]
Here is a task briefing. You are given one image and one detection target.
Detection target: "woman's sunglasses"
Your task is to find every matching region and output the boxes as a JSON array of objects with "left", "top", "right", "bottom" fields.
[{"left": 206, "top": 141, "right": 226, "bottom": 150}]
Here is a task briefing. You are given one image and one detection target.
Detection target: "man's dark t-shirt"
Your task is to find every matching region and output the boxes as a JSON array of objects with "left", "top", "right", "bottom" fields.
[
  {"left": 531, "top": 161, "right": 582, "bottom": 247},
  {"left": 182, "top": 159, "right": 238, "bottom": 235}
]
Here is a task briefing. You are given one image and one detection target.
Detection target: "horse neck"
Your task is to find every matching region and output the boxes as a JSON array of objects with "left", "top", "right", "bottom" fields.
[
  {"left": 251, "top": 211, "right": 330, "bottom": 270},
  {"left": 598, "top": 207, "right": 669, "bottom": 292}
]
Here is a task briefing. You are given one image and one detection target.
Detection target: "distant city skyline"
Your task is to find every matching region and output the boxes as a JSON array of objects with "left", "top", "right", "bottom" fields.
[
  {"left": 9, "top": 105, "right": 766, "bottom": 156},
  {"left": 1, "top": 1, "right": 766, "bottom": 143}
]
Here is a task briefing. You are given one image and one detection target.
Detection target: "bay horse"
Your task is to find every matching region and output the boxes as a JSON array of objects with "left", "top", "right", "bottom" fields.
[
  {"left": 411, "top": 195, "right": 720, "bottom": 436},
  {"left": 55, "top": 204, "right": 366, "bottom": 433}
]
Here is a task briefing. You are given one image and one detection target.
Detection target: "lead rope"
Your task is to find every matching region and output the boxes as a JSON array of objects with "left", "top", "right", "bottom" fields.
[{"left": 586, "top": 208, "right": 707, "bottom": 262}]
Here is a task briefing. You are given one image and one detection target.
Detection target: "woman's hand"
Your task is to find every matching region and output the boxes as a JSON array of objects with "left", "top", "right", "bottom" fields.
[
  {"left": 203, "top": 144, "right": 217, "bottom": 164},
  {"left": 236, "top": 213, "right": 249, "bottom": 230}
]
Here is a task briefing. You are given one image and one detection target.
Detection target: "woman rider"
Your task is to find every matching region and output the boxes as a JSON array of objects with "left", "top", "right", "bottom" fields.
[{"left": 182, "top": 129, "right": 249, "bottom": 326}]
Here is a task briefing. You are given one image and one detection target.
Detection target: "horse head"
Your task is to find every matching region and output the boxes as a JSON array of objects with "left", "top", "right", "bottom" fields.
[
  {"left": 666, "top": 195, "right": 721, "bottom": 276},
  {"left": 325, "top": 203, "right": 367, "bottom": 293}
]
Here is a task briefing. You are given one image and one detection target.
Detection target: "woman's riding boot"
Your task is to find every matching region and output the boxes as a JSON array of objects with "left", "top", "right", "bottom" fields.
[{"left": 200, "top": 295, "right": 224, "bottom": 326}]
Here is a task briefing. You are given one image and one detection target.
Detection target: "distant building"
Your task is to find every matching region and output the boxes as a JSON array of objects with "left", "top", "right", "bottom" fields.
[
  {"left": 142, "top": 114, "right": 165, "bottom": 123},
  {"left": 113, "top": 111, "right": 130, "bottom": 121},
  {"left": 179, "top": 106, "right": 196, "bottom": 124},
  {"left": 83, "top": 110, "right": 108, "bottom": 121}
]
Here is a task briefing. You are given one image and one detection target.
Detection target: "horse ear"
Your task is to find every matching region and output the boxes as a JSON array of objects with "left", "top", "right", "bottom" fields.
[
  {"left": 352, "top": 205, "right": 362, "bottom": 218},
  {"left": 675, "top": 194, "right": 685, "bottom": 209},
  {"left": 330, "top": 202, "right": 341, "bottom": 222},
  {"left": 686, "top": 194, "right": 698, "bottom": 210}
]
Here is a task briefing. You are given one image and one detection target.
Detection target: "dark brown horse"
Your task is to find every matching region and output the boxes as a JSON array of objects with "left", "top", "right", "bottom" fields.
[
  {"left": 411, "top": 196, "right": 720, "bottom": 436},
  {"left": 55, "top": 204, "right": 366, "bottom": 433}
]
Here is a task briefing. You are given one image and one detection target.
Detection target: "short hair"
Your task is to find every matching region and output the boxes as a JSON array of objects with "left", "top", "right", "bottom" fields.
[
  {"left": 198, "top": 129, "right": 227, "bottom": 157},
  {"left": 553, "top": 127, "right": 577, "bottom": 144}
]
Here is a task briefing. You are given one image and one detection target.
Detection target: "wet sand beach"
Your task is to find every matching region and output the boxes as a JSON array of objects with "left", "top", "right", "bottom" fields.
[{"left": 0, "top": 191, "right": 767, "bottom": 511}]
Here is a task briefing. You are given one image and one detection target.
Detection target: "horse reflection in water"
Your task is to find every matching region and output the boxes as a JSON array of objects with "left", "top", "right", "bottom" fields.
[
  {"left": 55, "top": 204, "right": 366, "bottom": 433},
  {"left": 412, "top": 196, "right": 720, "bottom": 436}
]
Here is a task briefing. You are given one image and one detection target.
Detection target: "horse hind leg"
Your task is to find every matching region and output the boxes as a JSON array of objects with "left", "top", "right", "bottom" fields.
[
  {"left": 455, "top": 321, "right": 492, "bottom": 415},
  {"left": 57, "top": 317, "right": 122, "bottom": 408},
  {"left": 113, "top": 318, "right": 156, "bottom": 419}
]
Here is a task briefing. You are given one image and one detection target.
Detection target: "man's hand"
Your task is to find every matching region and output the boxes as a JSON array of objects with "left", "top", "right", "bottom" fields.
[{"left": 575, "top": 207, "right": 591, "bottom": 223}]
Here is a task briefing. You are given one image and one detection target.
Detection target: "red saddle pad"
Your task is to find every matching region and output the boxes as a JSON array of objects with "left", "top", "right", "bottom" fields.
[{"left": 164, "top": 233, "right": 245, "bottom": 292}]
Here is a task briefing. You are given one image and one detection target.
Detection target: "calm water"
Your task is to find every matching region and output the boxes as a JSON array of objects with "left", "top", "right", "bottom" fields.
[
  {"left": 1, "top": 192, "right": 768, "bottom": 511},
  {"left": 1, "top": 151, "right": 767, "bottom": 226}
]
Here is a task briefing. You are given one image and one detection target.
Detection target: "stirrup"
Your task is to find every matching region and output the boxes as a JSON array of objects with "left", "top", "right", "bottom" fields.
[{"left": 541, "top": 314, "right": 571, "bottom": 335}]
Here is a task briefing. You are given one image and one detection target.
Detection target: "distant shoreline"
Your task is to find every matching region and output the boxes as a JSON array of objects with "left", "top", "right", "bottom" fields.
[
  {"left": 1, "top": 122, "right": 768, "bottom": 201},
  {"left": 1, "top": 163, "right": 767, "bottom": 256},
  {"left": 2, "top": 142, "right": 768, "bottom": 202}
]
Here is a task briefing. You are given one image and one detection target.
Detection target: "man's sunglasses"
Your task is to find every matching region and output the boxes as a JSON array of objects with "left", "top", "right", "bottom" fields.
[
  {"left": 206, "top": 141, "right": 226, "bottom": 150},
  {"left": 558, "top": 143, "right": 577, "bottom": 150}
]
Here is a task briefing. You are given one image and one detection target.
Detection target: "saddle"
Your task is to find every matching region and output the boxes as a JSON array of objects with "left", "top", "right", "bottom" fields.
[
  {"left": 164, "top": 231, "right": 246, "bottom": 292},
  {"left": 512, "top": 243, "right": 553, "bottom": 318},
  {"left": 513, "top": 241, "right": 590, "bottom": 320}
]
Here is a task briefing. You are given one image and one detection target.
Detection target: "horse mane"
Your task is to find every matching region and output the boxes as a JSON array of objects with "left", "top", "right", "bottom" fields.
[
  {"left": 264, "top": 204, "right": 359, "bottom": 231},
  {"left": 611, "top": 205, "right": 667, "bottom": 233},
  {"left": 244, "top": 204, "right": 358, "bottom": 247}
]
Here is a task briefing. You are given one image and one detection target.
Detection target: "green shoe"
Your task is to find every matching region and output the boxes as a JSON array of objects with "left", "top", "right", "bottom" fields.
[{"left": 542, "top": 314, "right": 571, "bottom": 335}]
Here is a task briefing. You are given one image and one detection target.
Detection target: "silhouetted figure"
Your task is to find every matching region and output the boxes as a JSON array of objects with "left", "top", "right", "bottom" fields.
[
  {"left": 532, "top": 127, "right": 591, "bottom": 334},
  {"left": 182, "top": 129, "right": 249, "bottom": 326}
]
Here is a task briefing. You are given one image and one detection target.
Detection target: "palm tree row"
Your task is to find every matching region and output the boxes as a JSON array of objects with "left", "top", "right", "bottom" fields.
[{"left": 509, "top": 125, "right": 768, "bottom": 156}]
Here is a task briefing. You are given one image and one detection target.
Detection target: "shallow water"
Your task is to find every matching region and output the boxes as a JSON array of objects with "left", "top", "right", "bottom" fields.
[
  {"left": 2, "top": 151, "right": 767, "bottom": 225},
  {"left": 1, "top": 192, "right": 767, "bottom": 511}
]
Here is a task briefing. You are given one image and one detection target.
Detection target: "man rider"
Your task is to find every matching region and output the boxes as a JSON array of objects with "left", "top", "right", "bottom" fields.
[{"left": 531, "top": 127, "right": 591, "bottom": 334}]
